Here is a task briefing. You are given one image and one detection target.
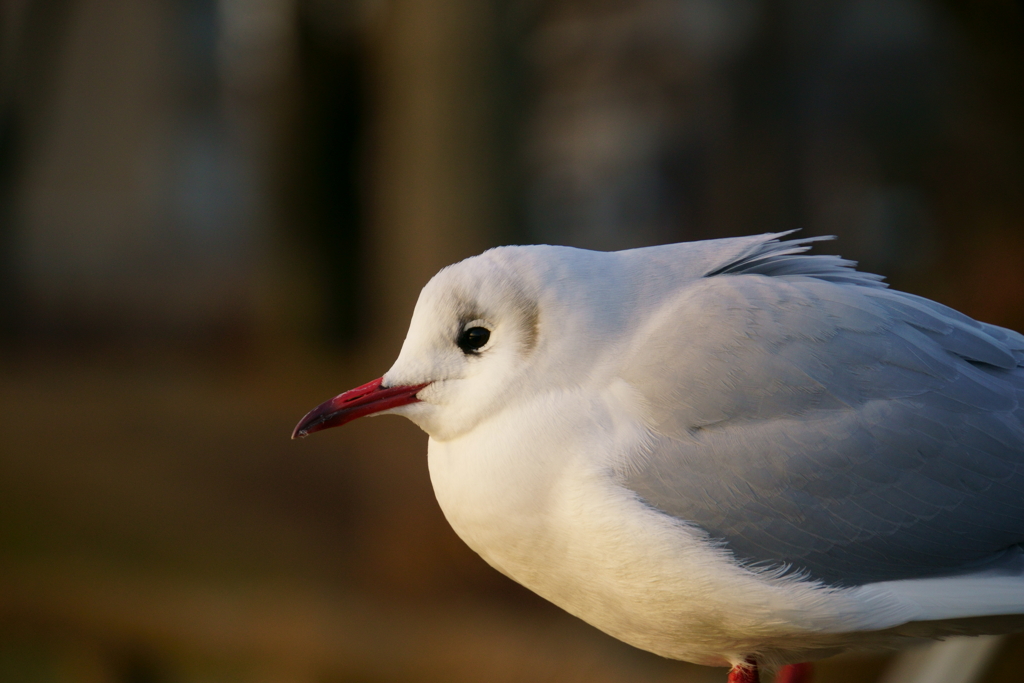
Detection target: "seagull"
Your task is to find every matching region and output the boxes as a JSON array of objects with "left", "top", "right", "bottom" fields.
[{"left": 293, "top": 232, "right": 1024, "bottom": 683}]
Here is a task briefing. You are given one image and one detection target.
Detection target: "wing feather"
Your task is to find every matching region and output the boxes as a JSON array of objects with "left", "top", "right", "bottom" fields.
[{"left": 618, "top": 272, "right": 1024, "bottom": 586}]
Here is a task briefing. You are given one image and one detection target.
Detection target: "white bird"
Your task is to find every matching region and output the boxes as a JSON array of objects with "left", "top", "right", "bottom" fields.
[{"left": 293, "top": 233, "right": 1024, "bottom": 683}]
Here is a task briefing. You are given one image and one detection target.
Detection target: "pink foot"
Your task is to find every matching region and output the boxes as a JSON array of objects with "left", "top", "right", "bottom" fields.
[
  {"left": 776, "top": 662, "right": 813, "bottom": 683},
  {"left": 727, "top": 658, "right": 760, "bottom": 683}
]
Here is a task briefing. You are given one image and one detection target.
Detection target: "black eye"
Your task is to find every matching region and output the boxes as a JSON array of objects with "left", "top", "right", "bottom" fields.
[{"left": 457, "top": 326, "right": 490, "bottom": 353}]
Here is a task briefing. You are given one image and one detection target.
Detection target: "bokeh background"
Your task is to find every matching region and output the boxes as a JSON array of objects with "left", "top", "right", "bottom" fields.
[{"left": 2, "top": 1, "right": 1024, "bottom": 681}]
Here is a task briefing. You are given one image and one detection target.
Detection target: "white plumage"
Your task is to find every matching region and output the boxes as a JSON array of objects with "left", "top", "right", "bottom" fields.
[{"left": 294, "top": 233, "right": 1024, "bottom": 680}]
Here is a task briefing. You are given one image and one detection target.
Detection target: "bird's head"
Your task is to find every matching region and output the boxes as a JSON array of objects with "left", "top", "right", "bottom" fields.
[{"left": 292, "top": 245, "right": 617, "bottom": 442}]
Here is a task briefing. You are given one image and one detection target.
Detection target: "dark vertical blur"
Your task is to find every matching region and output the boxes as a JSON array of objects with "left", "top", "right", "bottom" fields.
[
  {"left": 287, "top": 3, "right": 367, "bottom": 346},
  {"left": 0, "top": 0, "right": 76, "bottom": 338},
  {"left": 1, "top": 1, "right": 1024, "bottom": 682}
]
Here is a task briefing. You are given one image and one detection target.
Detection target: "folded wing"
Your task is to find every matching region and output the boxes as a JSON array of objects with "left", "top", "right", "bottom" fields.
[{"left": 618, "top": 262, "right": 1024, "bottom": 587}]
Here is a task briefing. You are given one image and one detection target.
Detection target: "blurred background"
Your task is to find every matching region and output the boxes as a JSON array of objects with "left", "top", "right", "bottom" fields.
[{"left": 2, "top": 0, "right": 1024, "bottom": 681}]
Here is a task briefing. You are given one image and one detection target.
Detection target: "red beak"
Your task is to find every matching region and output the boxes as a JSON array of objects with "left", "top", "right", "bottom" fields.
[{"left": 291, "top": 377, "right": 429, "bottom": 439}]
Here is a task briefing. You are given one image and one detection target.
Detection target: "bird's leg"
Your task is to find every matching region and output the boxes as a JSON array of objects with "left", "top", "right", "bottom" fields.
[
  {"left": 775, "top": 662, "right": 813, "bottom": 683},
  {"left": 727, "top": 658, "right": 760, "bottom": 683}
]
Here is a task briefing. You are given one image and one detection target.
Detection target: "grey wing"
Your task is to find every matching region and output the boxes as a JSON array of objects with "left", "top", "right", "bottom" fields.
[{"left": 619, "top": 273, "right": 1024, "bottom": 587}]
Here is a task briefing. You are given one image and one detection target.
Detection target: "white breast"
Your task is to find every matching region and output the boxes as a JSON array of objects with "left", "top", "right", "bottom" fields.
[{"left": 425, "top": 386, "right": 884, "bottom": 666}]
